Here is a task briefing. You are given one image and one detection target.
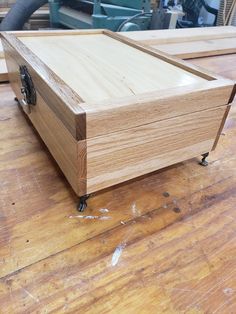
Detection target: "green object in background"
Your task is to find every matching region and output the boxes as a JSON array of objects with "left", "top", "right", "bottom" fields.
[{"left": 49, "top": 0, "right": 152, "bottom": 31}]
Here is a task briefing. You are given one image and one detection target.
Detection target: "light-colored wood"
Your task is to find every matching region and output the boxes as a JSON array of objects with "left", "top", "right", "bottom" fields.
[
  {"left": 10, "top": 28, "right": 231, "bottom": 81},
  {"left": 190, "top": 53, "right": 236, "bottom": 82},
  {"left": 9, "top": 28, "right": 105, "bottom": 37},
  {"left": 24, "top": 19, "right": 50, "bottom": 31},
  {"left": 122, "top": 26, "right": 236, "bottom": 45},
  {"left": 28, "top": 93, "right": 80, "bottom": 196},
  {"left": 153, "top": 37, "right": 236, "bottom": 59},
  {"left": 2, "top": 30, "right": 235, "bottom": 197},
  {"left": 212, "top": 105, "right": 231, "bottom": 150},
  {"left": 0, "top": 39, "right": 4, "bottom": 58},
  {"left": 84, "top": 80, "right": 234, "bottom": 138},
  {"left": 2, "top": 34, "right": 86, "bottom": 140},
  {"left": 1, "top": 36, "right": 236, "bottom": 314},
  {"left": 19, "top": 34, "right": 206, "bottom": 103},
  {"left": 86, "top": 106, "right": 227, "bottom": 193},
  {"left": 0, "top": 39, "right": 8, "bottom": 82},
  {"left": 0, "top": 58, "right": 8, "bottom": 82},
  {"left": 122, "top": 26, "right": 236, "bottom": 59},
  {"left": 5, "top": 30, "right": 234, "bottom": 140},
  {"left": 105, "top": 30, "right": 219, "bottom": 81},
  {"left": 2, "top": 49, "right": 86, "bottom": 196}
]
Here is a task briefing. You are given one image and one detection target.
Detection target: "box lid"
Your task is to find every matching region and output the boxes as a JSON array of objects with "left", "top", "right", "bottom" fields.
[{"left": 1, "top": 30, "right": 235, "bottom": 140}]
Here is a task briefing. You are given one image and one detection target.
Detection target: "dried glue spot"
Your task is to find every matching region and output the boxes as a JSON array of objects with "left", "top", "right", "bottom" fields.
[
  {"left": 99, "top": 208, "right": 109, "bottom": 213},
  {"left": 131, "top": 202, "right": 141, "bottom": 217},
  {"left": 223, "top": 288, "right": 234, "bottom": 296},
  {"left": 111, "top": 243, "right": 126, "bottom": 266},
  {"left": 69, "top": 215, "right": 111, "bottom": 220}
]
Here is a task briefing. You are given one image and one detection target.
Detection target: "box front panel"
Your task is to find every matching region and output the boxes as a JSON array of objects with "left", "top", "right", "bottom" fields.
[
  {"left": 84, "top": 81, "right": 234, "bottom": 138},
  {"left": 86, "top": 106, "right": 228, "bottom": 194}
]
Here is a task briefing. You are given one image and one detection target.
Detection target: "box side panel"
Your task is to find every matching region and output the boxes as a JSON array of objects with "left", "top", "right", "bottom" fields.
[
  {"left": 85, "top": 81, "right": 234, "bottom": 138},
  {"left": 28, "top": 93, "right": 80, "bottom": 196},
  {"left": 3, "top": 43, "right": 83, "bottom": 196},
  {"left": 86, "top": 106, "right": 227, "bottom": 194}
]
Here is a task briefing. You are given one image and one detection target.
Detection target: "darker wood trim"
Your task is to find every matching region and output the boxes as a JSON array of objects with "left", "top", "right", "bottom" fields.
[
  {"left": 9, "top": 29, "right": 104, "bottom": 37},
  {"left": 78, "top": 140, "right": 87, "bottom": 196},
  {"left": 181, "top": 48, "right": 236, "bottom": 60},
  {"left": 228, "top": 84, "right": 236, "bottom": 104},
  {"left": 212, "top": 105, "right": 231, "bottom": 151},
  {"left": 103, "top": 30, "right": 218, "bottom": 81}
]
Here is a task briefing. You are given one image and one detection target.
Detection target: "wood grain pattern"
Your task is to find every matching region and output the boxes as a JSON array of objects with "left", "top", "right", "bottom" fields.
[
  {"left": 122, "top": 26, "right": 236, "bottom": 45},
  {"left": 2, "top": 30, "right": 235, "bottom": 198},
  {"left": 16, "top": 31, "right": 235, "bottom": 139},
  {"left": 86, "top": 106, "right": 227, "bottom": 193},
  {"left": 122, "top": 26, "right": 236, "bottom": 59},
  {"left": 190, "top": 54, "right": 236, "bottom": 82},
  {"left": 1, "top": 33, "right": 86, "bottom": 140},
  {"left": 84, "top": 80, "right": 234, "bottom": 138},
  {"left": 1, "top": 178, "right": 236, "bottom": 313},
  {"left": 212, "top": 105, "right": 231, "bottom": 151},
  {"left": 105, "top": 30, "right": 218, "bottom": 81},
  {"left": 1, "top": 49, "right": 87, "bottom": 196},
  {"left": 18, "top": 34, "right": 206, "bottom": 103},
  {"left": 153, "top": 37, "right": 236, "bottom": 59},
  {"left": 0, "top": 78, "right": 236, "bottom": 312},
  {"left": 0, "top": 31, "right": 236, "bottom": 314},
  {"left": 27, "top": 92, "right": 80, "bottom": 196},
  {"left": 4, "top": 29, "right": 230, "bottom": 143}
]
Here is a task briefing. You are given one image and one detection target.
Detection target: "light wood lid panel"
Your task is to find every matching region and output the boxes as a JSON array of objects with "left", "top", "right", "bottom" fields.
[{"left": 19, "top": 34, "right": 206, "bottom": 104}]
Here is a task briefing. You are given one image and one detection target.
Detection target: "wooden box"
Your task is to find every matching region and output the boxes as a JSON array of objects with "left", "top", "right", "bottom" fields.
[{"left": 1, "top": 30, "right": 235, "bottom": 205}]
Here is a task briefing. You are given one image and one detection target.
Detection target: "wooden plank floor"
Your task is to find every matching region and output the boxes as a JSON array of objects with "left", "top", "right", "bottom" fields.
[{"left": 0, "top": 54, "right": 236, "bottom": 313}]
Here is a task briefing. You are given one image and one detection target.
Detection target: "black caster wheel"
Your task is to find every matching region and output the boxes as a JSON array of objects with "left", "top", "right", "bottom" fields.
[
  {"left": 77, "top": 195, "right": 90, "bottom": 212},
  {"left": 199, "top": 152, "right": 209, "bottom": 167}
]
